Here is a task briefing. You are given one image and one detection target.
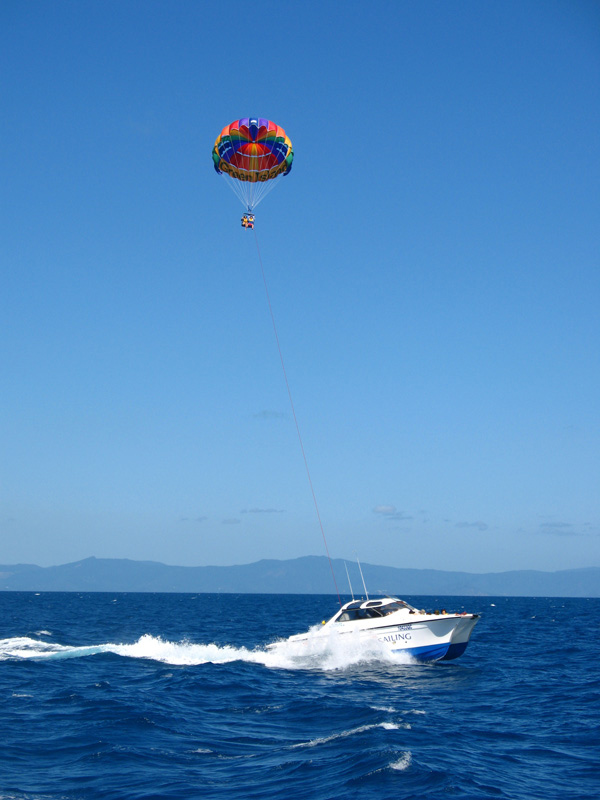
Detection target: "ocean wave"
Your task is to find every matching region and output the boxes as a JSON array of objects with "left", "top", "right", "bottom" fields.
[
  {"left": 289, "top": 721, "right": 403, "bottom": 749},
  {"left": 390, "top": 751, "right": 412, "bottom": 771}
]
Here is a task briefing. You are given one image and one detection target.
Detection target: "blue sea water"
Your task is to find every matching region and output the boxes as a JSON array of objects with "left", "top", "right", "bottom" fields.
[{"left": 0, "top": 592, "right": 598, "bottom": 800}]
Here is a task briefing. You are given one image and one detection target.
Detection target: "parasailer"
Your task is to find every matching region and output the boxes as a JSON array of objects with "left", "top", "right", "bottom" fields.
[
  {"left": 213, "top": 117, "right": 293, "bottom": 226},
  {"left": 211, "top": 116, "right": 342, "bottom": 605}
]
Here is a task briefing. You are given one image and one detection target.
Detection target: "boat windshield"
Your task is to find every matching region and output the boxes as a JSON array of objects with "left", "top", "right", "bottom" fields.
[
  {"left": 335, "top": 607, "right": 384, "bottom": 622},
  {"left": 379, "top": 601, "right": 410, "bottom": 615}
]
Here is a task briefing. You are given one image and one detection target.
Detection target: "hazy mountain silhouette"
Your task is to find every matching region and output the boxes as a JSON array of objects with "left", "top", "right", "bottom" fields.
[{"left": 0, "top": 556, "right": 598, "bottom": 596}]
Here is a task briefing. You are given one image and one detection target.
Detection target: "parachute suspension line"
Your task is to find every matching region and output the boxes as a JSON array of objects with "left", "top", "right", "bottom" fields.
[
  {"left": 221, "top": 173, "right": 281, "bottom": 214},
  {"left": 223, "top": 174, "right": 249, "bottom": 211},
  {"left": 252, "top": 175, "right": 280, "bottom": 209},
  {"left": 253, "top": 230, "right": 342, "bottom": 606}
]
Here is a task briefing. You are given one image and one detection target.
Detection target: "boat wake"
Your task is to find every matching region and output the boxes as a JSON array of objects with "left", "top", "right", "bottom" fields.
[{"left": 0, "top": 632, "right": 414, "bottom": 670}]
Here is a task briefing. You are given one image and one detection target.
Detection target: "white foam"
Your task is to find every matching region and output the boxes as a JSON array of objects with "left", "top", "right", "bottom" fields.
[
  {"left": 0, "top": 794, "right": 56, "bottom": 800},
  {"left": 266, "top": 627, "right": 415, "bottom": 671},
  {"left": 109, "top": 635, "right": 259, "bottom": 666},
  {"left": 0, "top": 630, "right": 415, "bottom": 671},
  {"left": 390, "top": 751, "right": 412, "bottom": 771},
  {"left": 0, "top": 637, "right": 85, "bottom": 661},
  {"left": 0, "top": 635, "right": 264, "bottom": 666}
]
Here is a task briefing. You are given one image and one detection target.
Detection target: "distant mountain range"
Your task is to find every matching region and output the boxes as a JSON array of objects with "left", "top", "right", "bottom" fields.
[{"left": 0, "top": 556, "right": 598, "bottom": 597}]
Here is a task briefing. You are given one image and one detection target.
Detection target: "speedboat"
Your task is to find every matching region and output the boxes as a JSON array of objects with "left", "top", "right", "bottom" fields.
[{"left": 283, "top": 596, "right": 479, "bottom": 662}]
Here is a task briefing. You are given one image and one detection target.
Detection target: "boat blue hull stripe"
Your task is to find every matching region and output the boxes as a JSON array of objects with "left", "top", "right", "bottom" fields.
[
  {"left": 392, "top": 640, "right": 472, "bottom": 662},
  {"left": 392, "top": 641, "right": 469, "bottom": 661},
  {"left": 392, "top": 642, "right": 450, "bottom": 661},
  {"left": 440, "top": 641, "right": 469, "bottom": 660}
]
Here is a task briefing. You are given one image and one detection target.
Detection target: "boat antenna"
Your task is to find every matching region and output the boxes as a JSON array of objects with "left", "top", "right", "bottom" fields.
[
  {"left": 344, "top": 561, "right": 354, "bottom": 600},
  {"left": 355, "top": 553, "right": 369, "bottom": 600}
]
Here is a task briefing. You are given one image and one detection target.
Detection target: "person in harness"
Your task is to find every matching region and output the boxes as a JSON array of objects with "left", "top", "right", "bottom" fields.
[{"left": 241, "top": 213, "right": 255, "bottom": 229}]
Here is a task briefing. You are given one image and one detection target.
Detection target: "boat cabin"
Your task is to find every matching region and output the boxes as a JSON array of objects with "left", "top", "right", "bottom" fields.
[{"left": 331, "top": 597, "right": 415, "bottom": 624}]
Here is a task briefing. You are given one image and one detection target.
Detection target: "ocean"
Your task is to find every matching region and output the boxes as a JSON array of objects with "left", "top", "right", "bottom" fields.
[{"left": 0, "top": 592, "right": 598, "bottom": 799}]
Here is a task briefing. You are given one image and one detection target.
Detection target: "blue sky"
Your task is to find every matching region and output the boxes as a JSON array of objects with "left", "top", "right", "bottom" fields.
[{"left": 1, "top": 0, "right": 599, "bottom": 573}]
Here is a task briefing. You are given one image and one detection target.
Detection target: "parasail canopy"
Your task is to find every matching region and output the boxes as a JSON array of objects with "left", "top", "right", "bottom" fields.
[{"left": 212, "top": 117, "right": 293, "bottom": 212}]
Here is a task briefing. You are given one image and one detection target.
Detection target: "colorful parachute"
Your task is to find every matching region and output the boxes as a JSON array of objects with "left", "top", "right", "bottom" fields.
[{"left": 212, "top": 117, "right": 293, "bottom": 212}]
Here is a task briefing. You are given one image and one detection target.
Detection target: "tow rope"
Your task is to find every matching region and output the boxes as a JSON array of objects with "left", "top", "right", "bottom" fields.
[{"left": 253, "top": 230, "right": 342, "bottom": 606}]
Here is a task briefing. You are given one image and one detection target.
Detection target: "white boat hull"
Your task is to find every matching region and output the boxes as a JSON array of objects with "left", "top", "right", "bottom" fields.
[{"left": 284, "top": 597, "right": 479, "bottom": 662}]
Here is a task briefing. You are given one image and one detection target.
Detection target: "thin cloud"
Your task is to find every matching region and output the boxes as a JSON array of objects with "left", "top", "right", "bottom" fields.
[
  {"left": 539, "top": 522, "right": 585, "bottom": 537},
  {"left": 222, "top": 518, "right": 241, "bottom": 525},
  {"left": 373, "top": 505, "right": 413, "bottom": 522},
  {"left": 456, "top": 521, "right": 489, "bottom": 532},
  {"left": 241, "top": 508, "right": 284, "bottom": 514},
  {"left": 541, "top": 522, "right": 572, "bottom": 529},
  {"left": 374, "top": 505, "right": 396, "bottom": 515}
]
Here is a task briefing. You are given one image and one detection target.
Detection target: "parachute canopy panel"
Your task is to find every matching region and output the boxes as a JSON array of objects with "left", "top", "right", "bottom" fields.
[{"left": 212, "top": 117, "right": 293, "bottom": 212}]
